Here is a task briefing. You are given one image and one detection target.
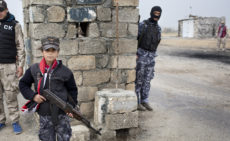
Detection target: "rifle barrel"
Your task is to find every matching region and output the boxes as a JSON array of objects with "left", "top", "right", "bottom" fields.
[{"left": 43, "top": 89, "right": 102, "bottom": 136}]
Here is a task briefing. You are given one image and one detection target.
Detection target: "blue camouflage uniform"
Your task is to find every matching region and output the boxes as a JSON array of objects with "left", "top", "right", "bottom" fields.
[
  {"left": 39, "top": 115, "right": 72, "bottom": 141},
  {"left": 135, "top": 19, "right": 161, "bottom": 104}
]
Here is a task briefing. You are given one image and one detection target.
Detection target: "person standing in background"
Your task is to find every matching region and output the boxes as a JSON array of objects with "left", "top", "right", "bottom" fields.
[
  {"left": 0, "top": 0, "right": 25, "bottom": 134},
  {"left": 217, "top": 21, "right": 227, "bottom": 51},
  {"left": 135, "top": 6, "right": 162, "bottom": 111}
]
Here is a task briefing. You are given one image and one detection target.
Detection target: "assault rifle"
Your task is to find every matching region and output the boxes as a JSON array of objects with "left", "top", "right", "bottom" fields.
[{"left": 42, "top": 89, "right": 101, "bottom": 135}]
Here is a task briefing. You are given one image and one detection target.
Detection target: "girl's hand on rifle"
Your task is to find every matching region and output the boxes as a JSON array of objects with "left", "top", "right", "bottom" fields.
[{"left": 67, "top": 113, "right": 74, "bottom": 118}]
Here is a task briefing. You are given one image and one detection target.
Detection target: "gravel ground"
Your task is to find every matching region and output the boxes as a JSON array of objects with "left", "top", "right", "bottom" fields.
[
  {"left": 128, "top": 45, "right": 230, "bottom": 141},
  {"left": 1, "top": 42, "right": 230, "bottom": 141}
]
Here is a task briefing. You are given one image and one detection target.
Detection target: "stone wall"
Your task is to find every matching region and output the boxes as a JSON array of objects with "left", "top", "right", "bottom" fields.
[
  {"left": 178, "top": 20, "right": 183, "bottom": 37},
  {"left": 94, "top": 89, "right": 138, "bottom": 140},
  {"left": 178, "top": 16, "right": 225, "bottom": 38},
  {"left": 22, "top": 0, "right": 139, "bottom": 118},
  {"left": 194, "top": 17, "right": 225, "bottom": 38}
]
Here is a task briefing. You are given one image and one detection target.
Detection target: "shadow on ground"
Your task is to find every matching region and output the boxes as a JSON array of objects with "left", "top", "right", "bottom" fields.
[{"left": 168, "top": 49, "right": 230, "bottom": 65}]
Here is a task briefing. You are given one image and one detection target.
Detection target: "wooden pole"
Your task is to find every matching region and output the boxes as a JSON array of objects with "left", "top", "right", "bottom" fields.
[{"left": 115, "top": 0, "right": 119, "bottom": 89}]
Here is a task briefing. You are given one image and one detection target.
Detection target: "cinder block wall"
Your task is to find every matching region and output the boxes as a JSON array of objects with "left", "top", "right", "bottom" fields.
[
  {"left": 22, "top": 0, "right": 139, "bottom": 118},
  {"left": 194, "top": 17, "right": 225, "bottom": 38},
  {"left": 178, "top": 17, "right": 225, "bottom": 38}
]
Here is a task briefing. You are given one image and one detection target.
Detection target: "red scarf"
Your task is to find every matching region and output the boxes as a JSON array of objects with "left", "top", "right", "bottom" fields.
[
  {"left": 22, "top": 58, "right": 58, "bottom": 113},
  {"left": 37, "top": 58, "right": 58, "bottom": 94}
]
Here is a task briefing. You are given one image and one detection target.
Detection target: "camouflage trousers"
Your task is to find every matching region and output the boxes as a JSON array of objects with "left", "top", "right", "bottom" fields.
[
  {"left": 39, "top": 115, "right": 72, "bottom": 141},
  {"left": 135, "top": 48, "right": 156, "bottom": 104},
  {"left": 0, "top": 64, "right": 20, "bottom": 123}
]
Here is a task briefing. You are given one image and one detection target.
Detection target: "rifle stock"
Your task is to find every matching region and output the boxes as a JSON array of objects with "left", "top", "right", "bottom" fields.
[{"left": 43, "top": 89, "right": 101, "bottom": 135}]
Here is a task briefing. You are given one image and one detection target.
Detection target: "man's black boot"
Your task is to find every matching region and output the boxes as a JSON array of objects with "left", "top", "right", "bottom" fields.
[
  {"left": 137, "top": 104, "right": 146, "bottom": 111},
  {"left": 141, "top": 103, "right": 153, "bottom": 111}
]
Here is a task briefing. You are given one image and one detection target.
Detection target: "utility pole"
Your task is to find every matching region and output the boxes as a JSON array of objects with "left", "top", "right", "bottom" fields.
[
  {"left": 189, "top": 0, "right": 192, "bottom": 16},
  {"left": 115, "top": 0, "right": 119, "bottom": 89}
]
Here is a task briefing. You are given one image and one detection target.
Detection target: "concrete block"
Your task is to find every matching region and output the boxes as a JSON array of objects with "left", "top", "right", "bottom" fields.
[
  {"left": 68, "top": 7, "right": 96, "bottom": 22},
  {"left": 79, "top": 39, "right": 106, "bottom": 55},
  {"left": 30, "top": 0, "right": 63, "bottom": 5},
  {"left": 127, "top": 70, "right": 136, "bottom": 83},
  {"left": 31, "top": 40, "right": 42, "bottom": 57},
  {"left": 94, "top": 89, "right": 137, "bottom": 125},
  {"left": 31, "top": 48, "right": 42, "bottom": 58},
  {"left": 66, "top": 0, "right": 72, "bottom": 6},
  {"left": 97, "top": 6, "right": 111, "bottom": 22},
  {"left": 110, "top": 70, "right": 128, "bottom": 84},
  {"left": 107, "top": 56, "right": 117, "bottom": 69},
  {"left": 24, "top": 39, "right": 32, "bottom": 65},
  {"left": 23, "top": 24, "right": 29, "bottom": 39},
  {"left": 31, "top": 40, "right": 42, "bottom": 51},
  {"left": 105, "top": 111, "right": 138, "bottom": 130},
  {"left": 47, "top": 6, "right": 65, "bottom": 22},
  {"left": 126, "top": 83, "right": 135, "bottom": 91},
  {"left": 71, "top": 125, "right": 90, "bottom": 141},
  {"left": 118, "top": 56, "right": 136, "bottom": 69},
  {"left": 113, "top": 0, "right": 139, "bottom": 7},
  {"left": 128, "top": 23, "right": 138, "bottom": 37},
  {"left": 76, "top": 0, "right": 103, "bottom": 4},
  {"left": 29, "top": 23, "right": 65, "bottom": 39},
  {"left": 110, "top": 38, "right": 137, "bottom": 54},
  {"left": 68, "top": 56, "right": 96, "bottom": 71},
  {"left": 80, "top": 101, "right": 94, "bottom": 118},
  {"left": 128, "top": 127, "right": 139, "bottom": 137},
  {"left": 96, "top": 55, "right": 109, "bottom": 68},
  {"left": 22, "top": 0, "right": 30, "bottom": 8},
  {"left": 73, "top": 71, "right": 83, "bottom": 86},
  {"left": 112, "top": 8, "right": 139, "bottom": 23},
  {"left": 29, "top": 6, "right": 45, "bottom": 23},
  {"left": 83, "top": 70, "right": 110, "bottom": 86},
  {"left": 94, "top": 94, "right": 106, "bottom": 126},
  {"left": 104, "top": 89, "right": 137, "bottom": 114},
  {"left": 103, "top": 0, "right": 112, "bottom": 7},
  {"left": 23, "top": 9, "right": 30, "bottom": 24},
  {"left": 87, "top": 23, "right": 100, "bottom": 37},
  {"left": 78, "top": 87, "right": 98, "bottom": 102},
  {"left": 100, "top": 23, "right": 127, "bottom": 38},
  {"left": 66, "top": 24, "right": 77, "bottom": 39},
  {"left": 98, "top": 83, "right": 125, "bottom": 91},
  {"left": 59, "top": 40, "right": 78, "bottom": 56},
  {"left": 32, "top": 57, "right": 42, "bottom": 64}
]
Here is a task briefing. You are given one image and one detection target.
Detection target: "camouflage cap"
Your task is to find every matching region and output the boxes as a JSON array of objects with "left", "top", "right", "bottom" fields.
[
  {"left": 0, "top": 0, "right": 7, "bottom": 12},
  {"left": 41, "top": 37, "right": 60, "bottom": 51}
]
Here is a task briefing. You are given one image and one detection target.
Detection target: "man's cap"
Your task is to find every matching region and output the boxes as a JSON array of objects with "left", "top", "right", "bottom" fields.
[
  {"left": 41, "top": 37, "right": 60, "bottom": 51},
  {"left": 0, "top": 0, "right": 7, "bottom": 12},
  {"left": 221, "top": 21, "right": 225, "bottom": 24}
]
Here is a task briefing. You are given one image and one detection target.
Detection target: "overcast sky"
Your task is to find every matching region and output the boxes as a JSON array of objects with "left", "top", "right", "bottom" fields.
[
  {"left": 6, "top": 0, "right": 23, "bottom": 24},
  {"left": 139, "top": 0, "right": 230, "bottom": 29},
  {"left": 6, "top": 0, "right": 230, "bottom": 30}
]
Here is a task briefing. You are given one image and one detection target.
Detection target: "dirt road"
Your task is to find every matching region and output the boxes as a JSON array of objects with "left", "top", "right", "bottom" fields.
[
  {"left": 129, "top": 44, "right": 230, "bottom": 141},
  {"left": 1, "top": 37, "right": 230, "bottom": 141}
]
